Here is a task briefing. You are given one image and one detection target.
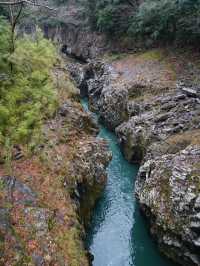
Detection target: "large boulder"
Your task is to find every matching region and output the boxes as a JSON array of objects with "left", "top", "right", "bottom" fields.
[
  {"left": 99, "top": 85, "right": 129, "bottom": 130},
  {"left": 135, "top": 145, "right": 200, "bottom": 266},
  {"left": 69, "top": 138, "right": 112, "bottom": 225},
  {"left": 116, "top": 89, "right": 200, "bottom": 162}
]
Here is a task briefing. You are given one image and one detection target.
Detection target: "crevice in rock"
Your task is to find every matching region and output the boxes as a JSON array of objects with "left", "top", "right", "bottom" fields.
[{"left": 61, "top": 44, "right": 88, "bottom": 63}]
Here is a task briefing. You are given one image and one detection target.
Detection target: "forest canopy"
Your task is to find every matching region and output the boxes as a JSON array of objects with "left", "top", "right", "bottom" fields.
[{"left": 87, "top": 0, "right": 200, "bottom": 44}]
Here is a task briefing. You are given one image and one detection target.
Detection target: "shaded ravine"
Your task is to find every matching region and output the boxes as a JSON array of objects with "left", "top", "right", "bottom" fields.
[{"left": 81, "top": 98, "right": 177, "bottom": 266}]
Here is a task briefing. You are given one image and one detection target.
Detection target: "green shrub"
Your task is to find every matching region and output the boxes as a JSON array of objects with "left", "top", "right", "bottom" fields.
[{"left": 0, "top": 20, "right": 58, "bottom": 152}]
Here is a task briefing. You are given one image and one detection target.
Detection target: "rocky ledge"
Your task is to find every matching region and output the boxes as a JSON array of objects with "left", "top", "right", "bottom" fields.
[
  {"left": 67, "top": 59, "right": 128, "bottom": 129},
  {"left": 116, "top": 88, "right": 200, "bottom": 163},
  {"left": 136, "top": 144, "right": 200, "bottom": 266},
  {"left": 67, "top": 50, "right": 200, "bottom": 266},
  {"left": 0, "top": 66, "right": 111, "bottom": 266}
]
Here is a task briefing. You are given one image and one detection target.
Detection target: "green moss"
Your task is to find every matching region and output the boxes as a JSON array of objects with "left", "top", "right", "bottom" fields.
[
  {"left": 103, "top": 52, "right": 129, "bottom": 62},
  {"left": 0, "top": 233, "right": 4, "bottom": 257},
  {"left": 138, "top": 50, "right": 164, "bottom": 61},
  {"left": 14, "top": 255, "right": 32, "bottom": 266},
  {"left": 48, "top": 216, "right": 56, "bottom": 231},
  {"left": 57, "top": 227, "right": 87, "bottom": 266},
  {"left": 0, "top": 180, "right": 5, "bottom": 191}
]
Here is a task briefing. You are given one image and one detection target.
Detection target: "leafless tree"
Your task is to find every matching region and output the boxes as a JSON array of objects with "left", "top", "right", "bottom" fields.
[
  {"left": 0, "top": 0, "right": 55, "bottom": 50},
  {"left": 0, "top": 0, "right": 56, "bottom": 71}
]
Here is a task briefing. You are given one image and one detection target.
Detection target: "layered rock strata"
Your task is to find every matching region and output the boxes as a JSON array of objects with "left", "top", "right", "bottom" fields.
[{"left": 68, "top": 53, "right": 200, "bottom": 265}]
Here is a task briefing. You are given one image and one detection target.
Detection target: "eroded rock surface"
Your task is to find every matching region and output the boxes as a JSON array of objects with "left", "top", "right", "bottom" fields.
[
  {"left": 67, "top": 59, "right": 129, "bottom": 129},
  {"left": 22, "top": 0, "right": 108, "bottom": 60},
  {"left": 116, "top": 89, "right": 200, "bottom": 162},
  {"left": 69, "top": 138, "right": 111, "bottom": 226},
  {"left": 136, "top": 145, "right": 200, "bottom": 266},
  {"left": 68, "top": 49, "right": 200, "bottom": 266}
]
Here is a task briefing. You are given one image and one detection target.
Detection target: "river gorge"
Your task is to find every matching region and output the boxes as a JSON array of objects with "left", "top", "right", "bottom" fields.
[
  {"left": 1, "top": 0, "right": 200, "bottom": 265},
  {"left": 81, "top": 98, "right": 177, "bottom": 266}
]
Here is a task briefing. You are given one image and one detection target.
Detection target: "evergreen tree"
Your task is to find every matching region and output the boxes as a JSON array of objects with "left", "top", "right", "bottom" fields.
[
  {"left": 0, "top": 18, "right": 57, "bottom": 153},
  {"left": 87, "top": 0, "right": 200, "bottom": 44}
]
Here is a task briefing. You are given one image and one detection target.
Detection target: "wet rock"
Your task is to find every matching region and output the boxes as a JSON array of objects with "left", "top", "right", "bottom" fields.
[
  {"left": 59, "top": 99, "right": 99, "bottom": 135},
  {"left": 116, "top": 89, "right": 200, "bottom": 162},
  {"left": 135, "top": 145, "right": 200, "bottom": 266},
  {"left": 180, "top": 87, "right": 200, "bottom": 98},
  {"left": 0, "top": 175, "right": 37, "bottom": 206},
  {"left": 67, "top": 60, "right": 111, "bottom": 112},
  {"left": 99, "top": 85, "right": 128, "bottom": 130},
  {"left": 67, "top": 63, "right": 94, "bottom": 97},
  {"left": 68, "top": 60, "right": 129, "bottom": 130},
  {"left": 68, "top": 57, "right": 200, "bottom": 265},
  {"left": 69, "top": 138, "right": 112, "bottom": 225}
]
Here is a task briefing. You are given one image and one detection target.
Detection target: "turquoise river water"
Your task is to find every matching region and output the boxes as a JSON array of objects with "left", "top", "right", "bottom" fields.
[{"left": 81, "top": 99, "right": 176, "bottom": 266}]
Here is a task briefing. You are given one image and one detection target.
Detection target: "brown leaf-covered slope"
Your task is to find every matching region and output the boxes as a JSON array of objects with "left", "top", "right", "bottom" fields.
[{"left": 0, "top": 62, "right": 111, "bottom": 266}]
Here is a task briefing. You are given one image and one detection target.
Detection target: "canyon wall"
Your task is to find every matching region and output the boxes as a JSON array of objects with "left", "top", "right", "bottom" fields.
[{"left": 68, "top": 50, "right": 200, "bottom": 266}]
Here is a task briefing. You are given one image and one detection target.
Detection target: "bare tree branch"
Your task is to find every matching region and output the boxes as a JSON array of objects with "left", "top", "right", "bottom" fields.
[
  {"left": 126, "top": 0, "right": 139, "bottom": 8},
  {"left": 13, "top": 2, "right": 23, "bottom": 27},
  {"left": 0, "top": 0, "right": 56, "bottom": 10}
]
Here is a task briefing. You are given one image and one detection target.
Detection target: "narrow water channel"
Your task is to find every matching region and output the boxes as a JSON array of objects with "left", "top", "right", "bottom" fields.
[{"left": 81, "top": 99, "right": 176, "bottom": 266}]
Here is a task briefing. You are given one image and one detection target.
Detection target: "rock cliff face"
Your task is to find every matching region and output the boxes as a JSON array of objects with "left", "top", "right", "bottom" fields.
[
  {"left": 67, "top": 60, "right": 129, "bottom": 129},
  {"left": 21, "top": 0, "right": 108, "bottom": 60},
  {"left": 136, "top": 145, "right": 200, "bottom": 266},
  {"left": 44, "top": 23, "right": 107, "bottom": 60},
  {"left": 68, "top": 49, "right": 200, "bottom": 266},
  {"left": 22, "top": 0, "right": 139, "bottom": 60},
  {"left": 116, "top": 89, "right": 200, "bottom": 163},
  {"left": 0, "top": 65, "right": 111, "bottom": 266}
]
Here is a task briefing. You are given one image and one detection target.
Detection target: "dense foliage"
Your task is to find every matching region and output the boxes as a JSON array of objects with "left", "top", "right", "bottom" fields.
[
  {"left": 130, "top": 0, "right": 200, "bottom": 44},
  {"left": 88, "top": 0, "right": 200, "bottom": 44},
  {"left": 0, "top": 17, "right": 57, "bottom": 153},
  {"left": 87, "top": 0, "right": 136, "bottom": 36}
]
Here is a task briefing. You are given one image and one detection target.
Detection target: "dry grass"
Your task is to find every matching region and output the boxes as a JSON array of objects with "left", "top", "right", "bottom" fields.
[
  {"left": 138, "top": 49, "right": 164, "bottom": 61},
  {"left": 111, "top": 48, "right": 177, "bottom": 92},
  {"left": 106, "top": 47, "right": 200, "bottom": 98},
  {"left": 166, "top": 129, "right": 200, "bottom": 147}
]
